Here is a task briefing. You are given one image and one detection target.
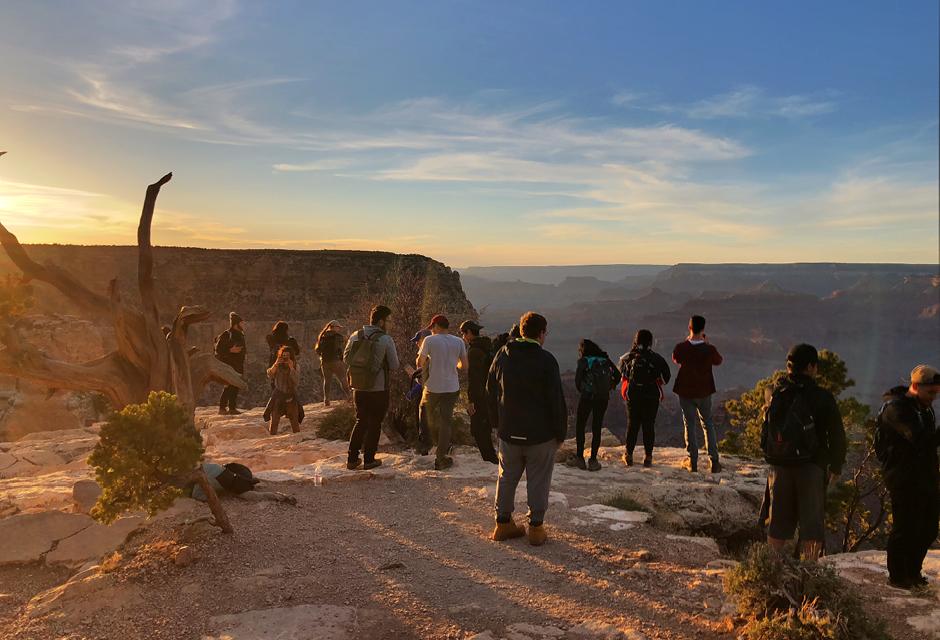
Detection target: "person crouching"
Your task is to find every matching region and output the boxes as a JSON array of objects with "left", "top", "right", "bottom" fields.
[{"left": 267, "top": 346, "right": 301, "bottom": 435}]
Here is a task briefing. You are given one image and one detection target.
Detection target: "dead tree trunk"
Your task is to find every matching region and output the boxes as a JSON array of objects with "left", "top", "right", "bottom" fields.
[{"left": 0, "top": 172, "right": 246, "bottom": 531}]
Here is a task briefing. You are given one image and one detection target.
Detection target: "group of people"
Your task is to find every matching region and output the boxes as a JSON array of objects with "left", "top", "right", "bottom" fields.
[{"left": 213, "top": 307, "right": 939, "bottom": 588}]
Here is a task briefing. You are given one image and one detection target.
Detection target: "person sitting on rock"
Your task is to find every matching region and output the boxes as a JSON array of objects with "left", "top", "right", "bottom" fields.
[
  {"left": 315, "top": 320, "right": 350, "bottom": 407},
  {"left": 486, "top": 311, "right": 567, "bottom": 546},
  {"left": 266, "top": 346, "right": 301, "bottom": 435},
  {"left": 618, "top": 329, "right": 671, "bottom": 468}
]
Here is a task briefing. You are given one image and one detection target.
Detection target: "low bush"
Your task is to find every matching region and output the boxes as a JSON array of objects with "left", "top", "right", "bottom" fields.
[
  {"left": 724, "top": 544, "right": 889, "bottom": 640},
  {"left": 317, "top": 405, "right": 357, "bottom": 440}
]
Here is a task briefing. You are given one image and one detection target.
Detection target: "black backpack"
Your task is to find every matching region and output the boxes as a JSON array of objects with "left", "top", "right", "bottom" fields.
[
  {"left": 583, "top": 358, "right": 620, "bottom": 395},
  {"left": 873, "top": 400, "right": 901, "bottom": 465},
  {"left": 216, "top": 462, "right": 259, "bottom": 495},
  {"left": 623, "top": 350, "right": 659, "bottom": 386},
  {"left": 761, "top": 382, "right": 820, "bottom": 465}
]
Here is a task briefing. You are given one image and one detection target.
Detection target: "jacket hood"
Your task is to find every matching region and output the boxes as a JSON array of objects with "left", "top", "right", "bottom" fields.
[
  {"left": 506, "top": 340, "right": 542, "bottom": 355},
  {"left": 883, "top": 385, "right": 910, "bottom": 401}
]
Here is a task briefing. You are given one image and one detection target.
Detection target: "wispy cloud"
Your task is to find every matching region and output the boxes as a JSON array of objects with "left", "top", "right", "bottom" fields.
[{"left": 618, "top": 85, "right": 838, "bottom": 120}]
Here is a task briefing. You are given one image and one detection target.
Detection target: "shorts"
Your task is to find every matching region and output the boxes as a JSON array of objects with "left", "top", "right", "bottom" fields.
[{"left": 766, "top": 464, "right": 826, "bottom": 541}]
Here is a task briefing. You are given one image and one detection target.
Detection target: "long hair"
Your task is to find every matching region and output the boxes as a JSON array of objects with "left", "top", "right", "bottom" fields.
[
  {"left": 316, "top": 321, "right": 338, "bottom": 347},
  {"left": 633, "top": 329, "right": 653, "bottom": 350},
  {"left": 579, "top": 338, "right": 604, "bottom": 359},
  {"left": 270, "top": 321, "right": 289, "bottom": 342}
]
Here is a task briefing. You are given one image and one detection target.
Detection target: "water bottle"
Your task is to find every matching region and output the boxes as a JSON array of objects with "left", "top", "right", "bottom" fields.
[{"left": 313, "top": 463, "right": 323, "bottom": 487}]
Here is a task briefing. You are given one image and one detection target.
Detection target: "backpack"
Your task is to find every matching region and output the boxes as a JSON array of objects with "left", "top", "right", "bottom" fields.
[
  {"left": 346, "top": 329, "right": 384, "bottom": 389},
  {"left": 760, "top": 382, "right": 820, "bottom": 465},
  {"left": 216, "top": 462, "right": 259, "bottom": 495},
  {"left": 623, "top": 350, "right": 659, "bottom": 386},
  {"left": 873, "top": 399, "right": 900, "bottom": 465},
  {"left": 583, "top": 357, "right": 620, "bottom": 396},
  {"left": 213, "top": 330, "right": 229, "bottom": 358}
]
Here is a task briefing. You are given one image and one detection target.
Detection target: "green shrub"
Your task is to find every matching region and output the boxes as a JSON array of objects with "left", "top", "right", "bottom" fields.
[
  {"left": 602, "top": 492, "right": 649, "bottom": 513},
  {"left": 88, "top": 391, "right": 203, "bottom": 524},
  {"left": 318, "top": 405, "right": 357, "bottom": 440},
  {"left": 724, "top": 544, "right": 889, "bottom": 640}
]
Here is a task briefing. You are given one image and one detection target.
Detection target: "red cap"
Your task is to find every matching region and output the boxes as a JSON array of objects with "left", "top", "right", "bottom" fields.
[{"left": 429, "top": 314, "right": 449, "bottom": 329}]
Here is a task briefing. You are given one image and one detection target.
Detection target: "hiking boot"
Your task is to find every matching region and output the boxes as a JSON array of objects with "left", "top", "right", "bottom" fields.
[
  {"left": 710, "top": 459, "right": 722, "bottom": 474},
  {"left": 434, "top": 456, "right": 454, "bottom": 471},
  {"left": 528, "top": 524, "right": 547, "bottom": 546},
  {"left": 889, "top": 577, "right": 915, "bottom": 590},
  {"left": 362, "top": 459, "right": 383, "bottom": 471},
  {"left": 575, "top": 456, "right": 587, "bottom": 470},
  {"left": 346, "top": 458, "right": 362, "bottom": 470},
  {"left": 684, "top": 459, "right": 698, "bottom": 473},
  {"left": 643, "top": 454, "right": 652, "bottom": 468},
  {"left": 588, "top": 457, "right": 602, "bottom": 472},
  {"left": 623, "top": 452, "right": 634, "bottom": 467},
  {"left": 217, "top": 408, "right": 228, "bottom": 415},
  {"left": 491, "top": 520, "right": 526, "bottom": 541}
]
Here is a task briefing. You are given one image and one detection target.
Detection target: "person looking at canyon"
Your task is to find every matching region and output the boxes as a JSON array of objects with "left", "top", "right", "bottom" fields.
[
  {"left": 214, "top": 311, "right": 246, "bottom": 415},
  {"left": 460, "top": 319, "right": 499, "bottom": 465},
  {"left": 315, "top": 321, "right": 350, "bottom": 407},
  {"left": 762, "top": 344, "right": 846, "bottom": 561},
  {"left": 573, "top": 339, "right": 620, "bottom": 471},
  {"left": 876, "top": 364, "right": 940, "bottom": 589},
  {"left": 344, "top": 305, "right": 400, "bottom": 471},
  {"left": 619, "top": 329, "right": 671, "bottom": 468},
  {"left": 486, "top": 312, "right": 567, "bottom": 546},
  {"left": 266, "top": 346, "right": 301, "bottom": 435},
  {"left": 672, "top": 315, "right": 724, "bottom": 473},
  {"left": 417, "top": 314, "right": 468, "bottom": 471}
]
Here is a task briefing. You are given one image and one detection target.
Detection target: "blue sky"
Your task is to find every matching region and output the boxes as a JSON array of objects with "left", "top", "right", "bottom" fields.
[{"left": 0, "top": 1, "right": 937, "bottom": 266}]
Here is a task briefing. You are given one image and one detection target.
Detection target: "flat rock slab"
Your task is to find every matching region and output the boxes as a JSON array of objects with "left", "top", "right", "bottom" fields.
[
  {"left": 573, "top": 504, "right": 650, "bottom": 524},
  {"left": 45, "top": 516, "right": 144, "bottom": 567},
  {"left": 204, "top": 604, "right": 358, "bottom": 640},
  {"left": 665, "top": 534, "right": 720, "bottom": 555},
  {"left": 0, "top": 511, "right": 93, "bottom": 564},
  {"left": 566, "top": 620, "right": 647, "bottom": 639}
]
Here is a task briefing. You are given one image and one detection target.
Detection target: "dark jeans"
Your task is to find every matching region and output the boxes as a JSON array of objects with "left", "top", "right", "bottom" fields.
[
  {"left": 219, "top": 385, "right": 239, "bottom": 411},
  {"left": 626, "top": 393, "right": 659, "bottom": 457},
  {"left": 470, "top": 405, "right": 497, "bottom": 461},
  {"left": 887, "top": 482, "right": 940, "bottom": 583},
  {"left": 349, "top": 389, "right": 389, "bottom": 463},
  {"left": 575, "top": 393, "right": 609, "bottom": 459}
]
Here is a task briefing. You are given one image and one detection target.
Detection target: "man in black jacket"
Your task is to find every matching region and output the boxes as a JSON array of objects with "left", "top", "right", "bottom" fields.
[
  {"left": 878, "top": 364, "right": 940, "bottom": 589},
  {"left": 764, "top": 343, "right": 846, "bottom": 561},
  {"left": 460, "top": 320, "right": 498, "bottom": 464},
  {"left": 486, "top": 312, "right": 567, "bottom": 547},
  {"left": 214, "top": 312, "right": 246, "bottom": 415}
]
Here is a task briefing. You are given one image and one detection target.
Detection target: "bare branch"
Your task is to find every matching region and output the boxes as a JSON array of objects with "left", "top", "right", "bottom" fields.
[
  {"left": 137, "top": 172, "right": 172, "bottom": 322},
  {"left": 189, "top": 351, "right": 247, "bottom": 392}
]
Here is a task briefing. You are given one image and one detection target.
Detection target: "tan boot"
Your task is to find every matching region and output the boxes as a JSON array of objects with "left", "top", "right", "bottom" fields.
[
  {"left": 491, "top": 520, "right": 526, "bottom": 541},
  {"left": 528, "top": 524, "right": 547, "bottom": 546}
]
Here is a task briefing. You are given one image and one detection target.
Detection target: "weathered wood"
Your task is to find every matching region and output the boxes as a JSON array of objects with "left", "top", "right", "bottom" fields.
[{"left": 191, "top": 468, "right": 234, "bottom": 534}]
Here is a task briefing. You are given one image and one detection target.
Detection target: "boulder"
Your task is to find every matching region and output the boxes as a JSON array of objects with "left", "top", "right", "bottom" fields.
[
  {"left": 27, "top": 570, "right": 143, "bottom": 620},
  {"left": 45, "top": 516, "right": 144, "bottom": 567},
  {"left": 71, "top": 479, "right": 101, "bottom": 514},
  {"left": 0, "top": 511, "right": 92, "bottom": 564}
]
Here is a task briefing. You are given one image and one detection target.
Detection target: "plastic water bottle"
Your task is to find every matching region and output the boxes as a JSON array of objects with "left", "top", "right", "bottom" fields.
[{"left": 313, "top": 463, "right": 323, "bottom": 487}]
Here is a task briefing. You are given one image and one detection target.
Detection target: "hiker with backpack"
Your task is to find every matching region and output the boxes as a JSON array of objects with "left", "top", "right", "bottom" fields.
[
  {"left": 761, "top": 344, "right": 846, "bottom": 561},
  {"left": 875, "top": 364, "right": 940, "bottom": 589},
  {"left": 573, "top": 339, "right": 621, "bottom": 471},
  {"left": 460, "top": 319, "right": 499, "bottom": 464},
  {"left": 266, "top": 346, "right": 302, "bottom": 435},
  {"left": 618, "top": 329, "right": 671, "bottom": 468},
  {"left": 672, "top": 314, "right": 724, "bottom": 473},
  {"left": 417, "top": 315, "right": 468, "bottom": 471},
  {"left": 344, "top": 305, "right": 400, "bottom": 471},
  {"left": 214, "top": 312, "right": 246, "bottom": 415},
  {"left": 315, "top": 321, "right": 350, "bottom": 406}
]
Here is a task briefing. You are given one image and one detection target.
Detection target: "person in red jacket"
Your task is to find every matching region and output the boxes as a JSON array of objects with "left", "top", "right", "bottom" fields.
[{"left": 672, "top": 315, "right": 723, "bottom": 473}]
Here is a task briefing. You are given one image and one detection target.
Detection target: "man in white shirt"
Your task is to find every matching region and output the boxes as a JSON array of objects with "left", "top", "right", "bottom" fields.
[{"left": 417, "top": 314, "right": 468, "bottom": 470}]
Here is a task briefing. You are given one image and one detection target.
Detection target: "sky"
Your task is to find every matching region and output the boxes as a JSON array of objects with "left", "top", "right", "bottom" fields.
[{"left": 0, "top": 1, "right": 937, "bottom": 267}]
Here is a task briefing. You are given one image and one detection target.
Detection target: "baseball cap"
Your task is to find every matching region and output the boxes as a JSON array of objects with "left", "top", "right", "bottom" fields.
[
  {"left": 328, "top": 320, "right": 344, "bottom": 330},
  {"left": 429, "top": 314, "right": 449, "bottom": 328},
  {"left": 459, "top": 320, "right": 484, "bottom": 334},
  {"left": 911, "top": 364, "right": 940, "bottom": 386}
]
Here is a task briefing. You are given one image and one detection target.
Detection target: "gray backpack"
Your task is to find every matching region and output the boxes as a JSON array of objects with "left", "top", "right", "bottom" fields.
[{"left": 346, "top": 329, "right": 384, "bottom": 389}]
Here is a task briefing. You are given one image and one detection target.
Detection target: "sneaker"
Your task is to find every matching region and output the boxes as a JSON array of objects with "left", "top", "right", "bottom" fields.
[
  {"left": 684, "top": 459, "right": 698, "bottom": 473},
  {"left": 346, "top": 458, "right": 362, "bottom": 470},
  {"left": 491, "top": 520, "right": 526, "bottom": 541},
  {"left": 527, "top": 524, "right": 547, "bottom": 546},
  {"left": 711, "top": 459, "right": 722, "bottom": 474},
  {"left": 643, "top": 455, "right": 652, "bottom": 468},
  {"left": 575, "top": 456, "right": 587, "bottom": 470},
  {"left": 588, "top": 457, "right": 602, "bottom": 472},
  {"left": 434, "top": 457, "right": 453, "bottom": 471},
  {"left": 623, "top": 452, "right": 634, "bottom": 467},
  {"left": 889, "top": 577, "right": 915, "bottom": 590},
  {"left": 217, "top": 408, "right": 228, "bottom": 415},
  {"left": 362, "top": 459, "right": 383, "bottom": 471}
]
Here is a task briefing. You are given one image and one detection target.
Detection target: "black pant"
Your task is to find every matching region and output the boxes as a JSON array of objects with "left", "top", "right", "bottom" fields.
[
  {"left": 470, "top": 405, "right": 497, "bottom": 461},
  {"left": 626, "top": 393, "right": 659, "bottom": 457},
  {"left": 576, "top": 394, "right": 609, "bottom": 459},
  {"left": 887, "top": 481, "right": 939, "bottom": 583},
  {"left": 219, "top": 385, "right": 239, "bottom": 411},
  {"left": 349, "top": 389, "right": 389, "bottom": 463}
]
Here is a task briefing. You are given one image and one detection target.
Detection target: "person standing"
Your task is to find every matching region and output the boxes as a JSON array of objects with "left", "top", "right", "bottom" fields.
[
  {"left": 266, "top": 346, "right": 301, "bottom": 435},
  {"left": 417, "top": 315, "right": 468, "bottom": 471},
  {"left": 315, "top": 321, "right": 350, "bottom": 406},
  {"left": 486, "top": 312, "right": 567, "bottom": 546},
  {"left": 573, "top": 339, "right": 619, "bottom": 471},
  {"left": 672, "top": 315, "right": 724, "bottom": 473},
  {"left": 460, "top": 320, "right": 498, "bottom": 464},
  {"left": 214, "top": 312, "right": 246, "bottom": 415},
  {"left": 344, "top": 305, "right": 400, "bottom": 471},
  {"left": 266, "top": 321, "right": 300, "bottom": 368},
  {"left": 877, "top": 365, "right": 940, "bottom": 589},
  {"left": 762, "top": 344, "right": 846, "bottom": 561},
  {"left": 619, "top": 329, "right": 671, "bottom": 468}
]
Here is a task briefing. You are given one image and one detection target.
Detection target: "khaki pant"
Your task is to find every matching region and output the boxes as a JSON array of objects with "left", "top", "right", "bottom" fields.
[{"left": 321, "top": 359, "right": 350, "bottom": 403}]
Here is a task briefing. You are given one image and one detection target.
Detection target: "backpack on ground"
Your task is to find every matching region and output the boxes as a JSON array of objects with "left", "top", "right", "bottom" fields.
[
  {"left": 216, "top": 462, "right": 259, "bottom": 495},
  {"left": 584, "top": 358, "right": 620, "bottom": 396},
  {"left": 760, "top": 382, "right": 819, "bottom": 465},
  {"left": 346, "top": 329, "right": 384, "bottom": 389},
  {"left": 623, "top": 350, "right": 659, "bottom": 386}
]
